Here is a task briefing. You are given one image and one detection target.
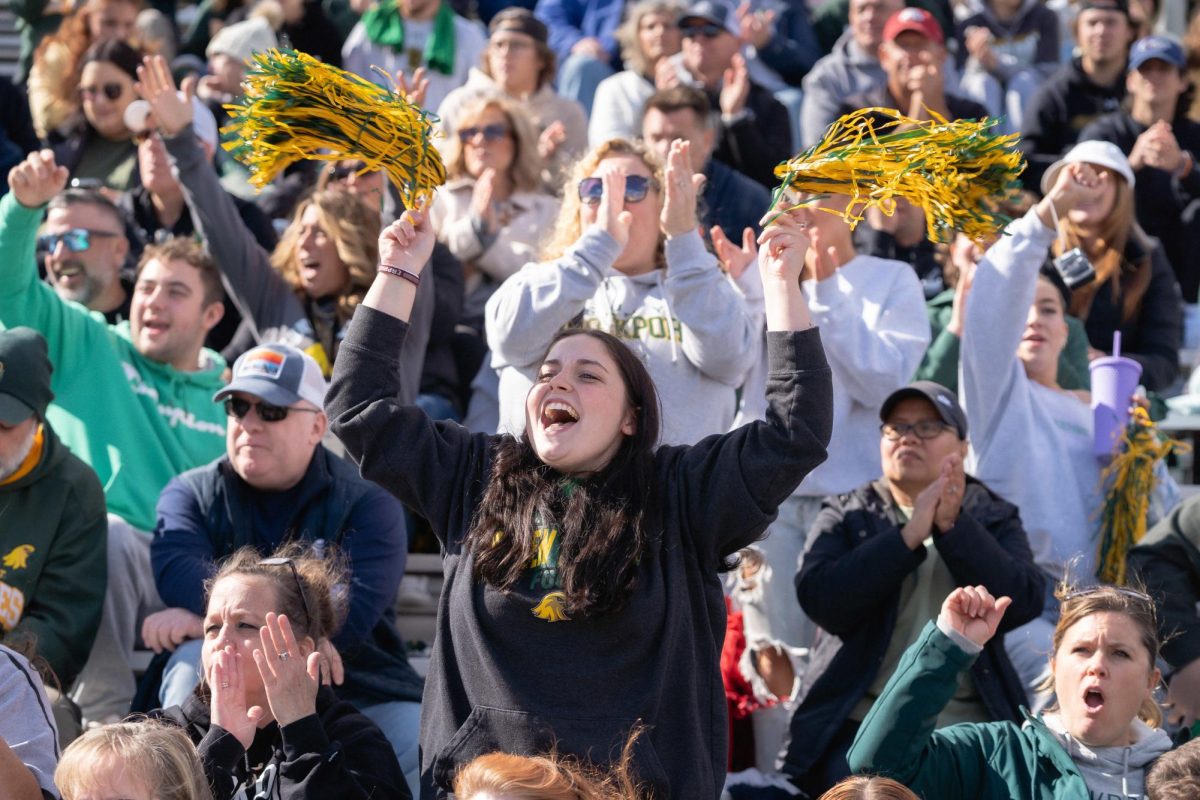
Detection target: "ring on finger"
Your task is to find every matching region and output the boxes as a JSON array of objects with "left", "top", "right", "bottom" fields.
[{"left": 278, "top": 652, "right": 290, "bottom": 662}]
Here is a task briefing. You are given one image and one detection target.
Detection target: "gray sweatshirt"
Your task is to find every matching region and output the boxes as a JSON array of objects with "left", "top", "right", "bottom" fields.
[
  {"left": 799, "top": 31, "right": 886, "bottom": 149},
  {"left": 0, "top": 645, "right": 59, "bottom": 799},
  {"left": 485, "top": 226, "right": 762, "bottom": 446},
  {"left": 1042, "top": 712, "right": 1172, "bottom": 799}
]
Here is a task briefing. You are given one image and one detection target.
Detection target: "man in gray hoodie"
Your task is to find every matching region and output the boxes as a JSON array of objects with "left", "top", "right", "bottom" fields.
[{"left": 799, "top": 0, "right": 903, "bottom": 148}]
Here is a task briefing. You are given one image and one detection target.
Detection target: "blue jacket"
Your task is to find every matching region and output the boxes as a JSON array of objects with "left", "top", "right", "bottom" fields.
[
  {"left": 151, "top": 447, "right": 421, "bottom": 706},
  {"left": 535, "top": 0, "right": 623, "bottom": 64}
]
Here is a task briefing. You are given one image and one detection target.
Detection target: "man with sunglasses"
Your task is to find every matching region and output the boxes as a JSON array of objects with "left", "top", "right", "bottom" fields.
[
  {"left": 772, "top": 381, "right": 1044, "bottom": 796},
  {"left": 145, "top": 343, "right": 422, "bottom": 795},
  {"left": 1, "top": 149, "right": 230, "bottom": 725},
  {"left": 38, "top": 188, "right": 131, "bottom": 324},
  {"left": 662, "top": 0, "right": 791, "bottom": 188}
]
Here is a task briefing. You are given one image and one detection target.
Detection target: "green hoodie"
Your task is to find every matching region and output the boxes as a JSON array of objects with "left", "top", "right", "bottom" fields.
[{"left": 0, "top": 193, "right": 227, "bottom": 532}]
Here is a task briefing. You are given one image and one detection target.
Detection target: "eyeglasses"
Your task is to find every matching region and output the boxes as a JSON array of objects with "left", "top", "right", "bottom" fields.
[
  {"left": 577, "top": 174, "right": 659, "bottom": 206},
  {"left": 258, "top": 557, "right": 312, "bottom": 629},
  {"left": 681, "top": 23, "right": 724, "bottom": 39},
  {"left": 224, "top": 397, "right": 320, "bottom": 423},
  {"left": 79, "top": 82, "right": 125, "bottom": 101},
  {"left": 37, "top": 228, "right": 118, "bottom": 254},
  {"left": 880, "top": 420, "right": 953, "bottom": 440},
  {"left": 329, "top": 162, "right": 366, "bottom": 180},
  {"left": 458, "top": 123, "right": 511, "bottom": 144}
]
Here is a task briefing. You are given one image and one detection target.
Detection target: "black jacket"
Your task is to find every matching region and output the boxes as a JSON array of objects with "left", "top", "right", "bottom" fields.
[
  {"left": 781, "top": 477, "right": 1045, "bottom": 785},
  {"left": 163, "top": 687, "right": 408, "bottom": 800},
  {"left": 1080, "top": 111, "right": 1200, "bottom": 302},
  {"left": 1129, "top": 495, "right": 1200, "bottom": 669},
  {"left": 705, "top": 81, "right": 793, "bottom": 189},
  {"left": 327, "top": 307, "right": 833, "bottom": 799},
  {"left": 1020, "top": 57, "right": 1126, "bottom": 191}
]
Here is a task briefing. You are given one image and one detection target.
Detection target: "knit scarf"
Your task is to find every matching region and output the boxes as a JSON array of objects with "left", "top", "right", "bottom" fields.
[
  {"left": 0, "top": 424, "right": 43, "bottom": 486},
  {"left": 361, "top": 0, "right": 457, "bottom": 75}
]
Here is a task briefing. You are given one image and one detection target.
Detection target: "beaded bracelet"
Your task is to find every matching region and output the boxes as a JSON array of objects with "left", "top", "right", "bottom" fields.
[{"left": 378, "top": 263, "right": 421, "bottom": 287}]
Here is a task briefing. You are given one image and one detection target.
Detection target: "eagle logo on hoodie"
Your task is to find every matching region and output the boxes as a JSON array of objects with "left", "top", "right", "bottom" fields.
[{"left": 2, "top": 545, "right": 33, "bottom": 570}]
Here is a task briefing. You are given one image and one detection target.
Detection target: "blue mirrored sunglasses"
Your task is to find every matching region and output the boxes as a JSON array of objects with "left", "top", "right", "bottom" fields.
[
  {"left": 37, "top": 228, "right": 118, "bottom": 254},
  {"left": 577, "top": 174, "right": 658, "bottom": 206}
]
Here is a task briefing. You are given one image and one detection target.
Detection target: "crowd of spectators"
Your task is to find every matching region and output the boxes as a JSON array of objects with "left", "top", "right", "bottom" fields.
[{"left": 8, "top": 0, "right": 1200, "bottom": 798}]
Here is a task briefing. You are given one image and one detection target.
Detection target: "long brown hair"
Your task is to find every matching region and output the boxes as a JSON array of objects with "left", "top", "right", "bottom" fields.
[
  {"left": 270, "top": 188, "right": 379, "bottom": 325},
  {"left": 1052, "top": 172, "right": 1152, "bottom": 324},
  {"left": 34, "top": 0, "right": 141, "bottom": 122},
  {"left": 443, "top": 95, "right": 544, "bottom": 192},
  {"left": 464, "top": 329, "right": 662, "bottom": 618}
]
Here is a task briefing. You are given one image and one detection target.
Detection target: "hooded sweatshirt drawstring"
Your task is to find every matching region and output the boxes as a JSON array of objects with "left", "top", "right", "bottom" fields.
[
  {"left": 1121, "top": 746, "right": 1130, "bottom": 800},
  {"left": 655, "top": 270, "right": 680, "bottom": 363}
]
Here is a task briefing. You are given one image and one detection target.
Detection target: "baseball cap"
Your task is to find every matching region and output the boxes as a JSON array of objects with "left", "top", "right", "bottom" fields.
[
  {"left": 213, "top": 344, "right": 326, "bottom": 409},
  {"left": 880, "top": 381, "right": 968, "bottom": 439},
  {"left": 1128, "top": 35, "right": 1186, "bottom": 72},
  {"left": 882, "top": 7, "right": 945, "bottom": 45},
  {"left": 679, "top": 0, "right": 740, "bottom": 35},
  {"left": 1040, "top": 139, "right": 1136, "bottom": 195},
  {"left": 124, "top": 94, "right": 219, "bottom": 153},
  {"left": 0, "top": 328, "right": 54, "bottom": 425}
]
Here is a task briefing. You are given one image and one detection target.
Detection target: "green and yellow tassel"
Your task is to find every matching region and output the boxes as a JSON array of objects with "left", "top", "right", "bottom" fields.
[
  {"left": 221, "top": 48, "right": 446, "bottom": 210},
  {"left": 771, "top": 107, "right": 1024, "bottom": 243},
  {"left": 1096, "top": 407, "right": 1183, "bottom": 585}
]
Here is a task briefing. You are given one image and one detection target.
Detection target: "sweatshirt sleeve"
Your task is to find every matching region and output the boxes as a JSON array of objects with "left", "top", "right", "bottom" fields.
[
  {"left": 164, "top": 126, "right": 302, "bottom": 339},
  {"left": 10, "top": 461, "right": 107, "bottom": 688},
  {"left": 327, "top": 306, "right": 491, "bottom": 547},
  {"left": 662, "top": 230, "right": 761, "bottom": 386},
  {"left": 151, "top": 476, "right": 219, "bottom": 616},
  {"left": 276, "top": 706, "right": 409, "bottom": 800},
  {"left": 805, "top": 260, "right": 931, "bottom": 408},
  {"left": 484, "top": 225, "right": 617, "bottom": 369},
  {"left": 334, "top": 486, "right": 407, "bottom": 648},
  {"left": 0, "top": 648, "right": 59, "bottom": 800},
  {"left": 959, "top": 210, "right": 1055, "bottom": 450},
  {"left": 846, "top": 621, "right": 994, "bottom": 795},
  {"left": 667, "top": 329, "right": 832, "bottom": 561}
]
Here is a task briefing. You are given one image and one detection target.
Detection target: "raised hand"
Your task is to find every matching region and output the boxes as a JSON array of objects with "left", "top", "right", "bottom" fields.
[
  {"left": 757, "top": 203, "right": 811, "bottom": 284},
  {"left": 1041, "top": 161, "right": 1106, "bottom": 226},
  {"left": 141, "top": 608, "right": 203, "bottom": 653},
  {"left": 379, "top": 206, "right": 436, "bottom": 276},
  {"left": 932, "top": 453, "right": 966, "bottom": 532},
  {"left": 316, "top": 637, "right": 345, "bottom": 686},
  {"left": 395, "top": 67, "right": 429, "bottom": 109},
  {"left": 135, "top": 54, "right": 196, "bottom": 137},
  {"left": 660, "top": 139, "right": 705, "bottom": 238},
  {"left": 720, "top": 53, "right": 751, "bottom": 117},
  {"left": 595, "top": 169, "right": 633, "bottom": 250},
  {"left": 253, "top": 613, "right": 320, "bottom": 729},
  {"left": 939, "top": 585, "right": 1011, "bottom": 648},
  {"left": 737, "top": 0, "right": 775, "bottom": 49},
  {"left": 654, "top": 57, "right": 681, "bottom": 90},
  {"left": 946, "top": 238, "right": 978, "bottom": 337},
  {"left": 470, "top": 168, "right": 498, "bottom": 234},
  {"left": 538, "top": 121, "right": 568, "bottom": 162},
  {"left": 902, "top": 475, "right": 944, "bottom": 550},
  {"left": 209, "top": 644, "right": 264, "bottom": 750},
  {"left": 8, "top": 150, "right": 68, "bottom": 209},
  {"left": 711, "top": 224, "right": 757, "bottom": 280}
]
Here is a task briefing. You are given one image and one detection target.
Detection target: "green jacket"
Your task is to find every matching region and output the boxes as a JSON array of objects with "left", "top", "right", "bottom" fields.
[
  {"left": 848, "top": 621, "right": 1093, "bottom": 798},
  {"left": 0, "top": 423, "right": 107, "bottom": 687},
  {"left": 0, "top": 193, "right": 228, "bottom": 532},
  {"left": 915, "top": 287, "right": 1093, "bottom": 392}
]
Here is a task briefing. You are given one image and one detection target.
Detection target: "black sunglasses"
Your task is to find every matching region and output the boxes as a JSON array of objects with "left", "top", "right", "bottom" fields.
[
  {"left": 258, "top": 557, "right": 312, "bottom": 630},
  {"left": 37, "top": 228, "right": 118, "bottom": 254},
  {"left": 79, "top": 82, "right": 125, "bottom": 101},
  {"left": 224, "top": 396, "right": 320, "bottom": 423},
  {"left": 577, "top": 174, "right": 658, "bottom": 206},
  {"left": 681, "top": 23, "right": 724, "bottom": 39},
  {"left": 458, "top": 123, "right": 511, "bottom": 144}
]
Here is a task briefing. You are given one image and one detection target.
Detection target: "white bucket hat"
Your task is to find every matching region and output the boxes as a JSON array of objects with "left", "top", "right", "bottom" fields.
[{"left": 1040, "top": 139, "right": 1136, "bottom": 195}]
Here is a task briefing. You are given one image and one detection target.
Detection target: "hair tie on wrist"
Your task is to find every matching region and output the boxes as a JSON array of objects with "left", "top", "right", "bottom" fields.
[{"left": 378, "top": 263, "right": 421, "bottom": 287}]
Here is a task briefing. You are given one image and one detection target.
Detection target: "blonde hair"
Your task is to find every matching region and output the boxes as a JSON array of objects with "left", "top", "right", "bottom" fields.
[
  {"left": 818, "top": 776, "right": 920, "bottom": 800},
  {"left": 615, "top": 0, "right": 684, "bottom": 76},
  {"left": 270, "top": 188, "right": 379, "bottom": 326},
  {"left": 443, "top": 95, "right": 544, "bottom": 192},
  {"left": 1040, "top": 579, "right": 1164, "bottom": 728},
  {"left": 539, "top": 139, "right": 668, "bottom": 265},
  {"left": 56, "top": 719, "right": 213, "bottom": 800}
]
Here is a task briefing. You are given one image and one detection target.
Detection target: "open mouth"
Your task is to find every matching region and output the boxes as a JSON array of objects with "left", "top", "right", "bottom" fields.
[
  {"left": 141, "top": 318, "right": 169, "bottom": 335},
  {"left": 1084, "top": 687, "right": 1105, "bottom": 711},
  {"left": 540, "top": 400, "right": 580, "bottom": 432}
]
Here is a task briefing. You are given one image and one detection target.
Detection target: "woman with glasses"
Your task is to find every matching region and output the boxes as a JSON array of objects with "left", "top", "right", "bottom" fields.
[
  {"left": 777, "top": 381, "right": 1043, "bottom": 796},
  {"left": 485, "top": 137, "right": 762, "bottom": 446},
  {"left": 325, "top": 174, "right": 831, "bottom": 796},
  {"left": 51, "top": 38, "right": 142, "bottom": 191},
  {"left": 161, "top": 544, "right": 409, "bottom": 800},
  {"left": 848, "top": 582, "right": 1173, "bottom": 798},
  {"left": 957, "top": 150, "right": 1179, "bottom": 705}
]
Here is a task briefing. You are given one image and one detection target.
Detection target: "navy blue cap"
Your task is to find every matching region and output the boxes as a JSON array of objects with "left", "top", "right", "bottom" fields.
[
  {"left": 880, "top": 381, "right": 968, "bottom": 439},
  {"left": 1129, "top": 36, "right": 1186, "bottom": 72}
]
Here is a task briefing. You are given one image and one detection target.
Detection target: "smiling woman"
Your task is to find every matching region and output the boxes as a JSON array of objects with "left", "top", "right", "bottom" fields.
[{"left": 325, "top": 192, "right": 832, "bottom": 797}]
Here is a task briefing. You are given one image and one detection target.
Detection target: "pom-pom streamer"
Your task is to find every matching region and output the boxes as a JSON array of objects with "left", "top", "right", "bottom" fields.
[
  {"left": 221, "top": 48, "right": 446, "bottom": 209},
  {"left": 771, "top": 107, "right": 1024, "bottom": 243}
]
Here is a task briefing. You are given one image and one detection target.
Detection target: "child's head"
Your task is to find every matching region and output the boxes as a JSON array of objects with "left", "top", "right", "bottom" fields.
[
  {"left": 1147, "top": 738, "right": 1200, "bottom": 800},
  {"left": 55, "top": 720, "right": 212, "bottom": 800}
]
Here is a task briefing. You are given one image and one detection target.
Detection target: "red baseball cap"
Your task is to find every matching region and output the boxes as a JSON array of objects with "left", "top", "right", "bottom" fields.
[{"left": 882, "top": 8, "right": 945, "bottom": 45}]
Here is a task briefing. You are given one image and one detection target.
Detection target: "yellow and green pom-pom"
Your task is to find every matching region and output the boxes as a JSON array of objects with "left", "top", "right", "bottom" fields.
[
  {"left": 221, "top": 48, "right": 446, "bottom": 210},
  {"left": 771, "top": 107, "right": 1025, "bottom": 243}
]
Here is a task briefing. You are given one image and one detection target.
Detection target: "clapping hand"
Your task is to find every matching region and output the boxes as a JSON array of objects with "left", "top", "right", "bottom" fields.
[
  {"left": 395, "top": 67, "right": 429, "bottom": 109},
  {"left": 938, "top": 585, "right": 1012, "bottom": 648},
  {"left": 932, "top": 453, "right": 966, "bottom": 532},
  {"left": 720, "top": 53, "right": 751, "bottom": 117},
  {"left": 538, "top": 121, "right": 568, "bottom": 162},
  {"left": 660, "top": 139, "right": 705, "bottom": 238},
  {"left": 711, "top": 224, "right": 757, "bottom": 279},
  {"left": 1130, "top": 120, "right": 1185, "bottom": 174},
  {"left": 8, "top": 150, "right": 68, "bottom": 209},
  {"left": 253, "top": 613, "right": 321, "bottom": 729},
  {"left": 470, "top": 168, "right": 499, "bottom": 234},
  {"left": 209, "top": 644, "right": 265, "bottom": 750},
  {"left": 135, "top": 54, "right": 196, "bottom": 137},
  {"left": 595, "top": 169, "right": 634, "bottom": 250}
]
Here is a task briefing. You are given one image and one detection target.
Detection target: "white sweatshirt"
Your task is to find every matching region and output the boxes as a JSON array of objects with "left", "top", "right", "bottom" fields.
[
  {"left": 960, "top": 210, "right": 1100, "bottom": 579},
  {"left": 484, "top": 226, "right": 762, "bottom": 446}
]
